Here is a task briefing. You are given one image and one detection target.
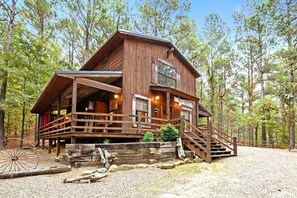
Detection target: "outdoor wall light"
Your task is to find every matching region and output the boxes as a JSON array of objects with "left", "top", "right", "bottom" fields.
[
  {"left": 114, "top": 94, "right": 119, "bottom": 99},
  {"left": 155, "top": 95, "right": 160, "bottom": 101}
]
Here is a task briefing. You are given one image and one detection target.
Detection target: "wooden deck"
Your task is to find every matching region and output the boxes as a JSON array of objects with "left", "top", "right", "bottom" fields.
[{"left": 38, "top": 112, "right": 181, "bottom": 140}]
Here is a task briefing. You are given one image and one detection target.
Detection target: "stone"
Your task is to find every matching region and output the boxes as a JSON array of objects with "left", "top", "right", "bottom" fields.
[
  {"left": 193, "top": 156, "right": 203, "bottom": 163},
  {"left": 81, "top": 169, "right": 96, "bottom": 175},
  {"left": 73, "top": 162, "right": 81, "bottom": 168},
  {"left": 116, "top": 164, "right": 135, "bottom": 171},
  {"left": 174, "top": 160, "right": 185, "bottom": 166},
  {"left": 108, "top": 164, "right": 118, "bottom": 172},
  {"left": 135, "top": 164, "right": 148, "bottom": 169},
  {"left": 183, "top": 158, "right": 193, "bottom": 164},
  {"left": 149, "top": 164, "right": 160, "bottom": 168},
  {"left": 97, "top": 168, "right": 108, "bottom": 173},
  {"left": 160, "top": 163, "right": 176, "bottom": 169},
  {"left": 148, "top": 148, "right": 160, "bottom": 154},
  {"left": 148, "top": 159, "right": 158, "bottom": 164},
  {"left": 184, "top": 150, "right": 195, "bottom": 159}
]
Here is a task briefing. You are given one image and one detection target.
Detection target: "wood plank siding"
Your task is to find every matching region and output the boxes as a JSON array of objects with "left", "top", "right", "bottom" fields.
[
  {"left": 93, "top": 42, "right": 124, "bottom": 71},
  {"left": 122, "top": 38, "right": 197, "bottom": 123}
]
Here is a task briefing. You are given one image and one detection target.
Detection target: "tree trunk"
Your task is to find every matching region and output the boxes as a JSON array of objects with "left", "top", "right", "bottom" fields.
[
  {"left": 260, "top": 71, "right": 267, "bottom": 147},
  {"left": 255, "top": 123, "right": 258, "bottom": 147},
  {"left": 284, "top": 0, "right": 296, "bottom": 150},
  {"left": 248, "top": 43, "right": 254, "bottom": 146},
  {"left": 0, "top": 0, "right": 17, "bottom": 147}
]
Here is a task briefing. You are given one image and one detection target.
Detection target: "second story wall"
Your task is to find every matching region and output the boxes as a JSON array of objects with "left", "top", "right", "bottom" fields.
[
  {"left": 92, "top": 41, "right": 124, "bottom": 71},
  {"left": 122, "top": 38, "right": 197, "bottom": 115},
  {"left": 122, "top": 38, "right": 196, "bottom": 96}
]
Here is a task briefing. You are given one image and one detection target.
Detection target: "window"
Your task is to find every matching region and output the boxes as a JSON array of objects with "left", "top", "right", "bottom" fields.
[
  {"left": 157, "top": 61, "right": 176, "bottom": 89},
  {"left": 181, "top": 109, "right": 191, "bottom": 123},
  {"left": 101, "top": 61, "right": 108, "bottom": 71},
  {"left": 136, "top": 98, "right": 148, "bottom": 122},
  {"left": 132, "top": 94, "right": 151, "bottom": 127}
]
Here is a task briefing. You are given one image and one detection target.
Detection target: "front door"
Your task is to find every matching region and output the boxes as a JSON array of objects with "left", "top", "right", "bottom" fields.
[{"left": 181, "top": 107, "right": 192, "bottom": 124}]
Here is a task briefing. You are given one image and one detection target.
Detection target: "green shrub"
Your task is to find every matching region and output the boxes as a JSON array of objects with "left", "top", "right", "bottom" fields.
[
  {"left": 143, "top": 132, "right": 154, "bottom": 142},
  {"left": 103, "top": 138, "right": 110, "bottom": 144},
  {"left": 159, "top": 124, "right": 179, "bottom": 141}
]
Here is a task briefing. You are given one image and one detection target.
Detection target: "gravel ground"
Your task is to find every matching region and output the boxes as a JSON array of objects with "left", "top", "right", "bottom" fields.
[{"left": 1, "top": 146, "right": 297, "bottom": 198}]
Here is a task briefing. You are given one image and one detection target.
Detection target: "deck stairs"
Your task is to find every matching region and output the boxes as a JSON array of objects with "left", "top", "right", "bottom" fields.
[{"left": 181, "top": 121, "right": 237, "bottom": 163}]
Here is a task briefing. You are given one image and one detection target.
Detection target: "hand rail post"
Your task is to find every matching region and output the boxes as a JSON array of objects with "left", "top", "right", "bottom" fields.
[
  {"left": 180, "top": 115, "right": 185, "bottom": 138},
  {"left": 71, "top": 113, "right": 75, "bottom": 132},
  {"left": 206, "top": 133, "right": 212, "bottom": 163},
  {"left": 233, "top": 136, "right": 237, "bottom": 156},
  {"left": 137, "top": 112, "right": 141, "bottom": 134}
]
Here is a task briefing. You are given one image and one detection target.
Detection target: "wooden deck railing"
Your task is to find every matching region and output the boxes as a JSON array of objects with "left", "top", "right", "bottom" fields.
[
  {"left": 38, "top": 112, "right": 174, "bottom": 138},
  {"left": 38, "top": 113, "right": 72, "bottom": 138}
]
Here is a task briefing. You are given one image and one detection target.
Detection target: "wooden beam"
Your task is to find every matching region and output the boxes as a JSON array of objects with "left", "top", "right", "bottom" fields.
[
  {"left": 59, "top": 73, "right": 122, "bottom": 79},
  {"left": 71, "top": 79, "right": 77, "bottom": 114},
  {"left": 166, "top": 92, "right": 170, "bottom": 121},
  {"left": 48, "top": 139, "right": 52, "bottom": 154},
  {"left": 57, "top": 96, "right": 61, "bottom": 119},
  {"left": 71, "top": 137, "right": 76, "bottom": 144},
  {"left": 48, "top": 105, "right": 51, "bottom": 122},
  {"left": 76, "top": 78, "right": 122, "bottom": 94},
  {"left": 71, "top": 78, "right": 77, "bottom": 132}
]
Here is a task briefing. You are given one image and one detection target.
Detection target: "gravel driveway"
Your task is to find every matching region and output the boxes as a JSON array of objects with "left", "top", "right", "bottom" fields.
[{"left": 1, "top": 146, "right": 297, "bottom": 198}]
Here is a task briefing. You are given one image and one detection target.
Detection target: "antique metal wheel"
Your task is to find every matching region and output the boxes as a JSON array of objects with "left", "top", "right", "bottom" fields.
[{"left": 0, "top": 138, "right": 39, "bottom": 174}]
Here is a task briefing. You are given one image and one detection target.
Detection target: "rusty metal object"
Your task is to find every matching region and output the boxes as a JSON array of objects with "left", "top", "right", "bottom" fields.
[{"left": 0, "top": 138, "right": 39, "bottom": 176}]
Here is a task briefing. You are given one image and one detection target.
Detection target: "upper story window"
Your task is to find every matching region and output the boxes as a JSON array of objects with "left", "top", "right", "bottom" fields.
[
  {"left": 157, "top": 61, "right": 176, "bottom": 89},
  {"left": 101, "top": 61, "right": 108, "bottom": 71}
]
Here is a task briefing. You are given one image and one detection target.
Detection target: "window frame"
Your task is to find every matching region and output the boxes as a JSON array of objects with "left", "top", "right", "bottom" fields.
[
  {"left": 157, "top": 60, "right": 177, "bottom": 89},
  {"left": 132, "top": 94, "right": 151, "bottom": 128}
]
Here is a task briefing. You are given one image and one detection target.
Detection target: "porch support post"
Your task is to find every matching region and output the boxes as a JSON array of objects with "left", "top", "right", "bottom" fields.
[
  {"left": 71, "top": 78, "right": 77, "bottom": 132},
  {"left": 42, "top": 139, "right": 45, "bottom": 150},
  {"left": 71, "top": 137, "right": 76, "bottom": 144},
  {"left": 35, "top": 114, "right": 40, "bottom": 146},
  {"left": 56, "top": 138, "right": 61, "bottom": 156},
  {"left": 48, "top": 139, "right": 52, "bottom": 154},
  {"left": 166, "top": 92, "right": 170, "bottom": 121},
  {"left": 196, "top": 102, "right": 199, "bottom": 127},
  {"left": 48, "top": 105, "right": 51, "bottom": 122},
  {"left": 57, "top": 96, "right": 61, "bottom": 119}
]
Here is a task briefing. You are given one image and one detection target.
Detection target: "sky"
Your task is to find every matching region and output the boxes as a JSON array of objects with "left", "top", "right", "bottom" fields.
[{"left": 189, "top": 0, "right": 245, "bottom": 30}]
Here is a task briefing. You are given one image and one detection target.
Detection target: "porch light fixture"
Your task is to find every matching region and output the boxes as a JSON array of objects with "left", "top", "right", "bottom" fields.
[
  {"left": 114, "top": 94, "right": 119, "bottom": 99},
  {"left": 154, "top": 95, "right": 160, "bottom": 102},
  {"left": 85, "top": 107, "right": 88, "bottom": 111},
  {"left": 178, "top": 102, "right": 182, "bottom": 107}
]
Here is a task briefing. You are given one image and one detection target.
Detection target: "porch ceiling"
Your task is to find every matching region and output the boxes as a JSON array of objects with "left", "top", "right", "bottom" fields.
[{"left": 31, "top": 71, "right": 122, "bottom": 113}]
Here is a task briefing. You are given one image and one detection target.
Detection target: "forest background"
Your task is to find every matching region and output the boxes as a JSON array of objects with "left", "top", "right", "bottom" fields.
[{"left": 0, "top": 0, "right": 296, "bottom": 148}]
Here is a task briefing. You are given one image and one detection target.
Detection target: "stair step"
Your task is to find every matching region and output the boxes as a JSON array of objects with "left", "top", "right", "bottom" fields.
[
  {"left": 211, "top": 147, "right": 226, "bottom": 151},
  {"left": 211, "top": 150, "right": 232, "bottom": 155},
  {"left": 211, "top": 154, "right": 236, "bottom": 158}
]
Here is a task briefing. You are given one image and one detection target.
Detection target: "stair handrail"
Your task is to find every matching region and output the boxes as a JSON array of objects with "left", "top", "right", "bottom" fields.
[
  {"left": 212, "top": 126, "right": 233, "bottom": 141},
  {"left": 212, "top": 126, "right": 237, "bottom": 156},
  {"left": 183, "top": 120, "right": 212, "bottom": 162}
]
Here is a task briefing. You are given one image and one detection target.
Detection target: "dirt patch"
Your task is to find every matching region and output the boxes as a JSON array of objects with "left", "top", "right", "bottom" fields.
[{"left": 0, "top": 147, "right": 297, "bottom": 198}]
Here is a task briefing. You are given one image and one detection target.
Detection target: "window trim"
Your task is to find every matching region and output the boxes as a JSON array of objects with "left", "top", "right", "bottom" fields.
[{"left": 132, "top": 94, "right": 151, "bottom": 128}]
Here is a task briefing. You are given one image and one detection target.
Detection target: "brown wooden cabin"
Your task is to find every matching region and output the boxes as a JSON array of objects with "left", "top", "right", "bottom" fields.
[{"left": 31, "top": 29, "right": 236, "bottom": 161}]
